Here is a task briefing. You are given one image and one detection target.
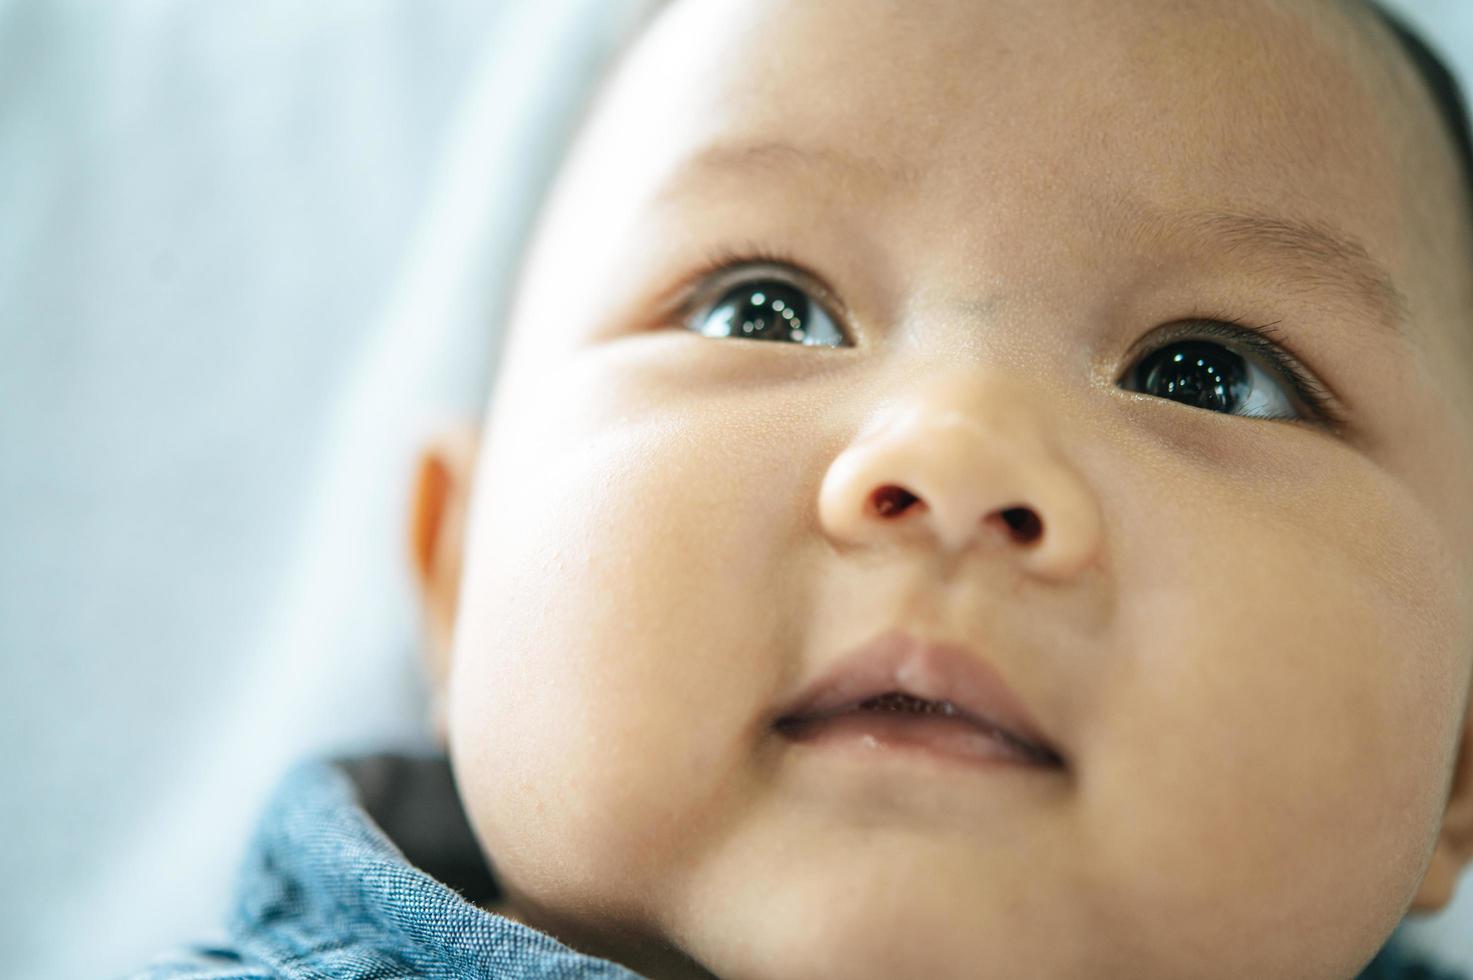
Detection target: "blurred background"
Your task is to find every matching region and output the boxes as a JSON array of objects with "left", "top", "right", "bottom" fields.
[{"left": 1, "top": 1, "right": 1470, "bottom": 977}]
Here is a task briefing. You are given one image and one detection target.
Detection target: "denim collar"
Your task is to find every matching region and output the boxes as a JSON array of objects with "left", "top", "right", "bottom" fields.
[{"left": 228, "top": 753, "right": 643, "bottom": 979}]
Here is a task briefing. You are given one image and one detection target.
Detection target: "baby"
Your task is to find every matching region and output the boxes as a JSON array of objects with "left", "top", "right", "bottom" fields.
[{"left": 145, "top": 0, "right": 1473, "bottom": 977}]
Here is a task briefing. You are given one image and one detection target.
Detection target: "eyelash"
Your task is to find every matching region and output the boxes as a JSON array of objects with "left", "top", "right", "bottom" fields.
[
  {"left": 669, "top": 246, "right": 1349, "bottom": 432},
  {"left": 671, "top": 243, "right": 846, "bottom": 322}
]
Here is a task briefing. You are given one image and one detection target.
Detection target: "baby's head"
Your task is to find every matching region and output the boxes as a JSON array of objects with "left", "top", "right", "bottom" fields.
[{"left": 408, "top": 1, "right": 1473, "bottom": 976}]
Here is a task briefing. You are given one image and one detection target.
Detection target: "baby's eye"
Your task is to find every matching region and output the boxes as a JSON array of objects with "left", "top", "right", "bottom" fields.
[
  {"left": 679, "top": 267, "right": 1341, "bottom": 428},
  {"left": 1120, "top": 320, "right": 1337, "bottom": 425},
  {"left": 688, "top": 274, "right": 847, "bottom": 347}
]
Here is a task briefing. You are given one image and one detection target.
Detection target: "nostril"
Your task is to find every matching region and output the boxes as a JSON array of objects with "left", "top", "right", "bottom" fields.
[
  {"left": 870, "top": 484, "right": 921, "bottom": 518},
  {"left": 865, "top": 486, "right": 1044, "bottom": 548},
  {"left": 998, "top": 506, "right": 1043, "bottom": 544}
]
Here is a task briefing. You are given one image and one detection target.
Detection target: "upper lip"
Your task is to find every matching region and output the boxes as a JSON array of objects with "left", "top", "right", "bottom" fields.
[{"left": 772, "top": 628, "right": 1062, "bottom": 761}]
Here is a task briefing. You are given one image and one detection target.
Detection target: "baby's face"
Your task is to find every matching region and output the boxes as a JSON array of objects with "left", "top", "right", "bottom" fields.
[{"left": 434, "top": 1, "right": 1473, "bottom": 977}]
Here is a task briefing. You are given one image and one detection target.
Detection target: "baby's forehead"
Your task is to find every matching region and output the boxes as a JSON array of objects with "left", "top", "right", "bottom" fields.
[
  {"left": 556, "top": 0, "right": 1418, "bottom": 314},
  {"left": 597, "top": 1, "right": 1394, "bottom": 219}
]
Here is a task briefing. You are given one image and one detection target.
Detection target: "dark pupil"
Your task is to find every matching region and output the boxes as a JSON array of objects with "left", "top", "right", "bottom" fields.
[
  {"left": 716, "top": 280, "right": 811, "bottom": 341},
  {"left": 1136, "top": 341, "right": 1249, "bottom": 413}
]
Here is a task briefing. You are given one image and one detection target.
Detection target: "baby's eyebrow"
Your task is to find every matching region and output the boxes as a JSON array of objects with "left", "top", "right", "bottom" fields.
[
  {"left": 659, "top": 138, "right": 918, "bottom": 196},
  {"left": 660, "top": 138, "right": 1413, "bottom": 347},
  {"left": 1142, "top": 206, "right": 1411, "bottom": 343}
]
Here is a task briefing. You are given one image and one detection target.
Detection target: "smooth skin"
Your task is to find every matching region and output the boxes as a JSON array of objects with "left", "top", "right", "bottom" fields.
[{"left": 409, "top": 1, "right": 1473, "bottom": 977}]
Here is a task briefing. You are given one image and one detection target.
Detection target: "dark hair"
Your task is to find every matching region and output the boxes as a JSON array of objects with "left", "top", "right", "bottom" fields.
[{"left": 1365, "top": 2, "right": 1473, "bottom": 226}]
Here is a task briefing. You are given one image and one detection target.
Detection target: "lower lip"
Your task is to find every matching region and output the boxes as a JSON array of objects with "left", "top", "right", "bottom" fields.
[{"left": 774, "top": 712, "right": 1062, "bottom": 771}]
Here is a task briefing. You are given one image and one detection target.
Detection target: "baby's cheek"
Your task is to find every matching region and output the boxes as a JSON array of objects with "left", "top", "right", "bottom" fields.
[
  {"left": 449, "top": 378, "right": 819, "bottom": 926},
  {"left": 1077, "top": 456, "right": 1463, "bottom": 973}
]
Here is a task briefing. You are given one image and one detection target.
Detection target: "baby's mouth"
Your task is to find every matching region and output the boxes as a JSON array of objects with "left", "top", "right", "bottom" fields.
[
  {"left": 776, "top": 692, "right": 1065, "bottom": 769},
  {"left": 769, "top": 628, "right": 1067, "bottom": 770}
]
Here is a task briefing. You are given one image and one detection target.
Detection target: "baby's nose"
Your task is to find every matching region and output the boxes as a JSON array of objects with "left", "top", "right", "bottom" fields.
[{"left": 817, "top": 371, "right": 1104, "bottom": 583}]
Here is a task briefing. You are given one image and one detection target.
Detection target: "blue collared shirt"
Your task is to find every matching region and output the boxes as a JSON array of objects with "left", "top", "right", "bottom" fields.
[{"left": 130, "top": 753, "right": 1463, "bottom": 979}]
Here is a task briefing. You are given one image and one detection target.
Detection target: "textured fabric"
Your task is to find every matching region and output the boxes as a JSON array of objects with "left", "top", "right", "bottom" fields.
[
  {"left": 129, "top": 754, "right": 643, "bottom": 979},
  {"left": 127, "top": 752, "right": 1465, "bottom": 980}
]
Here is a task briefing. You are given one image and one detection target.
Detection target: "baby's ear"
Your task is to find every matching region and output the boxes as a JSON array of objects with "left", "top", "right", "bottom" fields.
[
  {"left": 407, "top": 420, "right": 480, "bottom": 743},
  {"left": 1410, "top": 694, "right": 1473, "bottom": 913}
]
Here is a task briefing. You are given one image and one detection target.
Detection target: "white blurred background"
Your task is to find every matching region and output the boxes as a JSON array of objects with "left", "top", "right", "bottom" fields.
[{"left": 1, "top": 1, "right": 1469, "bottom": 977}]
